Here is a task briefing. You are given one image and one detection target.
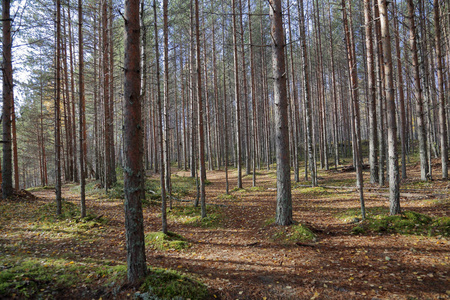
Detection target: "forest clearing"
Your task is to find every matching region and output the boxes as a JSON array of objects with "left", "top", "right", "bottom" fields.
[{"left": 1, "top": 158, "right": 449, "bottom": 299}]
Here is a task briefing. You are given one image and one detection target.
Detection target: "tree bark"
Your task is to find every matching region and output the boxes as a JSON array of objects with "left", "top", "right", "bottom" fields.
[
  {"left": 378, "top": 0, "right": 400, "bottom": 215},
  {"left": 434, "top": 0, "right": 448, "bottom": 179},
  {"left": 2, "top": 0, "right": 13, "bottom": 198},
  {"left": 232, "top": 0, "right": 243, "bottom": 189},
  {"left": 79, "top": 0, "right": 86, "bottom": 218},
  {"left": 124, "top": 0, "right": 147, "bottom": 284},
  {"left": 270, "top": 0, "right": 293, "bottom": 226},
  {"left": 407, "top": 0, "right": 429, "bottom": 181}
]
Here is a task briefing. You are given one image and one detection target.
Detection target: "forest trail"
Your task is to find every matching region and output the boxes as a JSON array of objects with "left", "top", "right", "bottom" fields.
[{"left": 22, "top": 168, "right": 450, "bottom": 299}]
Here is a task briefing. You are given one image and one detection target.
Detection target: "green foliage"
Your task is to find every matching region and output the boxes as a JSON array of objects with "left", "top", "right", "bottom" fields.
[
  {"left": 37, "top": 200, "right": 79, "bottom": 221},
  {"left": 168, "top": 206, "right": 222, "bottom": 228},
  {"left": 145, "top": 231, "right": 189, "bottom": 251},
  {"left": 107, "top": 181, "right": 124, "bottom": 200},
  {"left": 350, "top": 211, "right": 449, "bottom": 236},
  {"left": 140, "top": 268, "right": 208, "bottom": 300}
]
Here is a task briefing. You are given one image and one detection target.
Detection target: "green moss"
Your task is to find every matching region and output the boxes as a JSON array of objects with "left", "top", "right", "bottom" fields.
[
  {"left": 168, "top": 206, "right": 222, "bottom": 228},
  {"left": 288, "top": 224, "right": 316, "bottom": 242},
  {"left": 140, "top": 268, "right": 208, "bottom": 300},
  {"left": 216, "top": 193, "right": 237, "bottom": 201},
  {"left": 145, "top": 231, "right": 189, "bottom": 251},
  {"left": 353, "top": 211, "right": 448, "bottom": 236},
  {"left": 272, "top": 223, "right": 316, "bottom": 243},
  {"left": 351, "top": 226, "right": 365, "bottom": 235},
  {"left": 336, "top": 206, "right": 389, "bottom": 222},
  {"left": 296, "top": 186, "right": 331, "bottom": 196},
  {"left": 26, "top": 186, "right": 55, "bottom": 192}
]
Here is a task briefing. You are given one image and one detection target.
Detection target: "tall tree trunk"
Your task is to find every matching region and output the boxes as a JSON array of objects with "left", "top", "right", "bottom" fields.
[
  {"left": 123, "top": 0, "right": 147, "bottom": 284},
  {"left": 195, "top": 0, "right": 207, "bottom": 218},
  {"left": 103, "top": 0, "right": 112, "bottom": 190},
  {"left": 163, "top": 0, "right": 172, "bottom": 207},
  {"left": 378, "top": 0, "right": 400, "bottom": 215},
  {"left": 153, "top": 0, "right": 167, "bottom": 234},
  {"left": 364, "top": 0, "right": 379, "bottom": 183},
  {"left": 2, "top": 0, "right": 13, "bottom": 198},
  {"left": 109, "top": 0, "right": 117, "bottom": 185},
  {"left": 79, "top": 0, "right": 86, "bottom": 218},
  {"left": 54, "top": 0, "right": 62, "bottom": 214},
  {"left": 298, "top": 0, "right": 316, "bottom": 187},
  {"left": 343, "top": 0, "right": 365, "bottom": 218},
  {"left": 270, "top": 0, "right": 293, "bottom": 226},
  {"left": 407, "top": 0, "right": 429, "bottom": 180},
  {"left": 232, "top": 0, "right": 243, "bottom": 188},
  {"left": 434, "top": 0, "right": 448, "bottom": 179},
  {"left": 393, "top": 0, "right": 407, "bottom": 179}
]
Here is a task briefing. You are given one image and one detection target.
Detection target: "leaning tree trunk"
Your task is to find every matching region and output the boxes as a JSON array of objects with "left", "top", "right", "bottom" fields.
[
  {"left": 378, "top": 0, "right": 400, "bottom": 215},
  {"left": 123, "top": 0, "right": 147, "bottom": 284},
  {"left": 270, "top": 0, "right": 293, "bottom": 226}
]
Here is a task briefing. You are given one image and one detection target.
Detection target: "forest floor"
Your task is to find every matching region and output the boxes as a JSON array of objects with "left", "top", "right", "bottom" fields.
[{"left": 1, "top": 159, "right": 449, "bottom": 299}]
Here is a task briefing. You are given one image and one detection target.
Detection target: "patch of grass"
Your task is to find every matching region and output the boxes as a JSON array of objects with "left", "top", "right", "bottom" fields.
[
  {"left": 107, "top": 181, "right": 124, "bottom": 200},
  {"left": 0, "top": 257, "right": 121, "bottom": 298},
  {"left": 168, "top": 206, "right": 222, "bottom": 228},
  {"left": 231, "top": 187, "right": 246, "bottom": 193},
  {"left": 140, "top": 267, "right": 208, "bottom": 300},
  {"left": 217, "top": 193, "right": 237, "bottom": 201},
  {"left": 272, "top": 223, "right": 316, "bottom": 243},
  {"left": 351, "top": 211, "right": 449, "bottom": 236},
  {"left": 246, "top": 186, "right": 265, "bottom": 192},
  {"left": 336, "top": 206, "right": 389, "bottom": 222},
  {"left": 26, "top": 186, "right": 55, "bottom": 192},
  {"left": 145, "top": 231, "right": 189, "bottom": 251},
  {"left": 296, "top": 186, "right": 332, "bottom": 196},
  {"left": 287, "top": 224, "right": 316, "bottom": 242},
  {"left": 263, "top": 217, "right": 276, "bottom": 226}
]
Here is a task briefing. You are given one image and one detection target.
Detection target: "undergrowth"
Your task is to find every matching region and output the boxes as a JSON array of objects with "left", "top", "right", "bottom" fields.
[
  {"left": 145, "top": 231, "right": 189, "bottom": 251},
  {"left": 168, "top": 205, "right": 223, "bottom": 228}
]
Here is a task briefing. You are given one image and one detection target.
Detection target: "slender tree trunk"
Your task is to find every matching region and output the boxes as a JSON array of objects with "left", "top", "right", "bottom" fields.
[
  {"left": 55, "top": 0, "right": 62, "bottom": 214},
  {"left": 393, "top": 0, "right": 407, "bottom": 179},
  {"left": 79, "top": 0, "right": 86, "bottom": 218},
  {"left": 163, "top": 0, "right": 172, "bottom": 207},
  {"left": 434, "top": 0, "right": 448, "bottom": 179},
  {"left": 153, "top": 0, "right": 167, "bottom": 234},
  {"left": 2, "top": 0, "right": 13, "bottom": 198},
  {"left": 378, "top": 0, "right": 400, "bottom": 215},
  {"left": 124, "top": 0, "right": 147, "bottom": 284},
  {"left": 232, "top": 0, "right": 243, "bottom": 188},
  {"left": 364, "top": 0, "right": 379, "bottom": 183},
  {"left": 407, "top": 0, "right": 429, "bottom": 181},
  {"left": 298, "top": 0, "right": 316, "bottom": 186},
  {"left": 195, "top": 0, "right": 207, "bottom": 218},
  {"left": 103, "top": 0, "right": 112, "bottom": 190},
  {"left": 109, "top": 0, "right": 117, "bottom": 185},
  {"left": 343, "top": 0, "right": 365, "bottom": 218}
]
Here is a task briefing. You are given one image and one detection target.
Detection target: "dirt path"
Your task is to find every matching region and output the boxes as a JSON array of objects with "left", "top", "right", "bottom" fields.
[{"left": 29, "top": 169, "right": 449, "bottom": 299}]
